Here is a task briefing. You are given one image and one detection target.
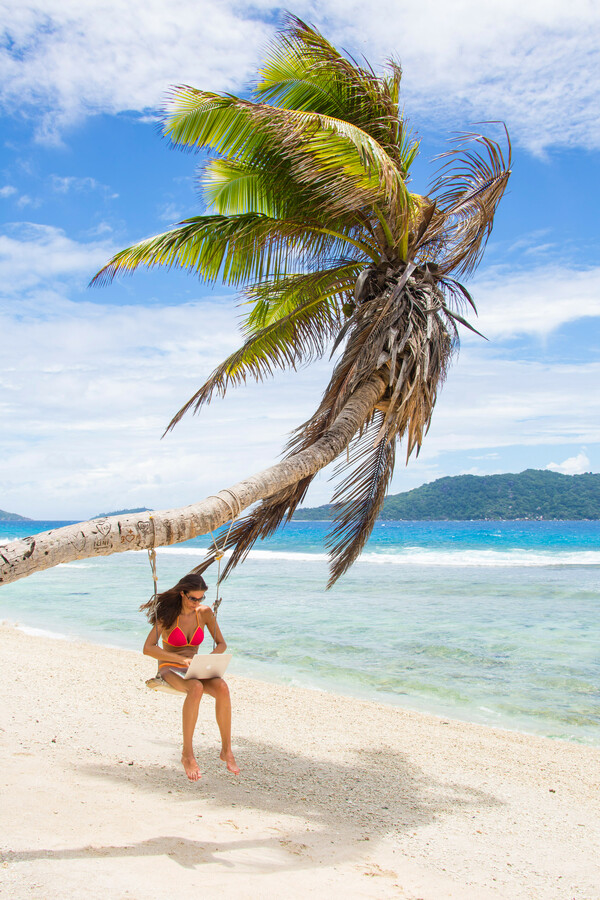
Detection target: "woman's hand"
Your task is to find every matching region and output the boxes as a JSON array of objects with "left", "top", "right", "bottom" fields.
[{"left": 165, "top": 652, "right": 192, "bottom": 667}]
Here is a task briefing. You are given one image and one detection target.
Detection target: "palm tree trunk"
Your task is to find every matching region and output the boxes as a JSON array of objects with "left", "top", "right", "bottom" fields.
[{"left": 0, "top": 373, "right": 387, "bottom": 586}]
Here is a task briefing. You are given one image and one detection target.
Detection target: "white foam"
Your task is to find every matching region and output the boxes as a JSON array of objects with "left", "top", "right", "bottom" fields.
[
  {"left": 14, "top": 623, "right": 76, "bottom": 642},
  {"left": 360, "top": 548, "right": 600, "bottom": 567},
  {"left": 156, "top": 546, "right": 330, "bottom": 562},
  {"left": 154, "top": 544, "right": 600, "bottom": 567}
]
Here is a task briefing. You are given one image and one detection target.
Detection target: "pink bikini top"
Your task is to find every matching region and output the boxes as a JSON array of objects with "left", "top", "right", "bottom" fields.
[{"left": 164, "top": 611, "right": 205, "bottom": 647}]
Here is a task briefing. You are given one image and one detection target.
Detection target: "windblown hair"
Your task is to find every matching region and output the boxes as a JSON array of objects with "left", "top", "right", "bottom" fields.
[{"left": 140, "top": 573, "right": 208, "bottom": 631}]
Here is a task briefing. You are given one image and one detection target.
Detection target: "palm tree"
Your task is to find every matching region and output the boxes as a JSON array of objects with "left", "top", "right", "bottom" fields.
[{"left": 0, "top": 16, "right": 510, "bottom": 588}]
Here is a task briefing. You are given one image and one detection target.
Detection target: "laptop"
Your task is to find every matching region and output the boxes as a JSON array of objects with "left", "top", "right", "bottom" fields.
[{"left": 184, "top": 653, "right": 232, "bottom": 680}]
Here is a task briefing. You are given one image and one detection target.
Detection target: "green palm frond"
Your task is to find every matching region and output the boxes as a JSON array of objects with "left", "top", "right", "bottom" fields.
[
  {"left": 257, "top": 22, "right": 385, "bottom": 116},
  {"left": 254, "top": 15, "right": 398, "bottom": 139},
  {"left": 257, "top": 15, "right": 418, "bottom": 172},
  {"left": 202, "top": 149, "right": 391, "bottom": 243},
  {"left": 91, "top": 213, "right": 375, "bottom": 287},
  {"left": 297, "top": 128, "right": 416, "bottom": 235},
  {"left": 243, "top": 264, "right": 361, "bottom": 330},
  {"left": 202, "top": 158, "right": 275, "bottom": 216},
  {"left": 325, "top": 412, "right": 396, "bottom": 586},
  {"left": 164, "top": 88, "right": 410, "bottom": 215},
  {"left": 255, "top": 23, "right": 350, "bottom": 116},
  {"left": 165, "top": 283, "right": 345, "bottom": 432}
]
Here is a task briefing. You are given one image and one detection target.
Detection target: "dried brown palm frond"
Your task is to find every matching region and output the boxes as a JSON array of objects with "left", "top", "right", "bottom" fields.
[
  {"left": 325, "top": 411, "right": 396, "bottom": 586},
  {"left": 300, "top": 265, "right": 456, "bottom": 450},
  {"left": 197, "top": 476, "right": 316, "bottom": 580},
  {"left": 416, "top": 126, "right": 512, "bottom": 277},
  {"left": 204, "top": 265, "right": 457, "bottom": 585}
]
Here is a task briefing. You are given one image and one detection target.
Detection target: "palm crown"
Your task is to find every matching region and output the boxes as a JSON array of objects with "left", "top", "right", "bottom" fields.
[{"left": 94, "top": 15, "right": 511, "bottom": 586}]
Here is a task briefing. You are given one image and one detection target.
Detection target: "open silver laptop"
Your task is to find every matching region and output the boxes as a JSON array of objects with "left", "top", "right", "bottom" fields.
[{"left": 184, "top": 653, "right": 232, "bottom": 680}]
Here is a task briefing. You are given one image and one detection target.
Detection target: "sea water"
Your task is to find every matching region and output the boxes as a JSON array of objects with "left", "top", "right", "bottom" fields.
[{"left": 1, "top": 519, "right": 599, "bottom": 745}]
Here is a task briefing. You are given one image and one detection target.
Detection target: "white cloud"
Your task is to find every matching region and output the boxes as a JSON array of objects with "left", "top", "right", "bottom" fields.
[
  {"left": 0, "top": 222, "right": 329, "bottom": 517},
  {"left": 0, "top": 185, "right": 17, "bottom": 197},
  {"left": 85, "top": 221, "right": 113, "bottom": 238},
  {"left": 546, "top": 451, "right": 591, "bottom": 475},
  {"left": 2, "top": 285, "right": 599, "bottom": 517},
  {"left": 50, "top": 175, "right": 118, "bottom": 199},
  {"left": 16, "top": 193, "right": 40, "bottom": 209},
  {"left": 0, "top": 288, "right": 329, "bottom": 518},
  {"left": 157, "top": 202, "right": 183, "bottom": 223},
  {"left": 0, "top": 1, "right": 598, "bottom": 151},
  {"left": 1, "top": 223, "right": 599, "bottom": 518},
  {"left": 0, "top": 223, "right": 116, "bottom": 291},
  {"left": 315, "top": 0, "right": 600, "bottom": 153},
  {"left": 412, "top": 352, "right": 600, "bottom": 455},
  {"left": 463, "top": 265, "right": 600, "bottom": 339},
  {"left": 0, "top": 0, "right": 273, "bottom": 141},
  {"left": 345, "top": 0, "right": 600, "bottom": 152}
]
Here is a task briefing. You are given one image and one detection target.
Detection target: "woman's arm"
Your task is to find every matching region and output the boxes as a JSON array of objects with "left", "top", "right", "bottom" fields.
[
  {"left": 203, "top": 607, "right": 227, "bottom": 654},
  {"left": 142, "top": 623, "right": 192, "bottom": 667}
]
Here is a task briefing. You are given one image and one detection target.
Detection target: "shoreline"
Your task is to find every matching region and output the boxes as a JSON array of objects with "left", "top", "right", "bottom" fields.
[
  {"left": 3, "top": 615, "right": 597, "bottom": 749},
  {"left": 1, "top": 622, "right": 599, "bottom": 898}
]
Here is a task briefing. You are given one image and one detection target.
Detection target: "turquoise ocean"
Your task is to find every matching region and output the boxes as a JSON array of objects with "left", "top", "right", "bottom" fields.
[{"left": 1, "top": 519, "right": 599, "bottom": 745}]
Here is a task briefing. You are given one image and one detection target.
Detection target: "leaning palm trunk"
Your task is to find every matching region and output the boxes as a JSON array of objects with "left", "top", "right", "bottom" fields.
[{"left": 0, "top": 374, "right": 387, "bottom": 586}]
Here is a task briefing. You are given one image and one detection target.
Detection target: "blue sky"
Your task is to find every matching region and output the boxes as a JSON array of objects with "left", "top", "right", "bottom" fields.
[{"left": 1, "top": 0, "right": 599, "bottom": 519}]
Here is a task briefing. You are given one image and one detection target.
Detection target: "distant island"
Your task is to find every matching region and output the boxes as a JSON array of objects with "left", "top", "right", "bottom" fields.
[
  {"left": 93, "top": 507, "right": 153, "bottom": 518},
  {"left": 6, "top": 469, "right": 600, "bottom": 523},
  {"left": 0, "top": 509, "right": 33, "bottom": 522},
  {"left": 295, "top": 469, "right": 600, "bottom": 520}
]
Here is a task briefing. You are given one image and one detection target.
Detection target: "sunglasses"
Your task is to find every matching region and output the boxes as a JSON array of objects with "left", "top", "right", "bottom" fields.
[{"left": 186, "top": 592, "right": 206, "bottom": 601}]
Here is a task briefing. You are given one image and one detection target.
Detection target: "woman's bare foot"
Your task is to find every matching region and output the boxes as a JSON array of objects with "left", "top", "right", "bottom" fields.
[
  {"left": 220, "top": 748, "right": 240, "bottom": 775},
  {"left": 182, "top": 753, "right": 201, "bottom": 781}
]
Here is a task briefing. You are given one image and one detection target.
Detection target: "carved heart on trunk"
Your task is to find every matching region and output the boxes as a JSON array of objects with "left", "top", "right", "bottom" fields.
[
  {"left": 69, "top": 533, "right": 86, "bottom": 552},
  {"left": 96, "top": 521, "right": 111, "bottom": 537}
]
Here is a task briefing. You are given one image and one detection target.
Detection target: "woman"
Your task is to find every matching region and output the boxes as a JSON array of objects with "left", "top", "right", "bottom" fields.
[{"left": 141, "top": 573, "right": 239, "bottom": 781}]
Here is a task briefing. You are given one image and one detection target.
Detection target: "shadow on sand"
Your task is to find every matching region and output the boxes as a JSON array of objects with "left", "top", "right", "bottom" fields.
[{"left": 4, "top": 736, "right": 502, "bottom": 875}]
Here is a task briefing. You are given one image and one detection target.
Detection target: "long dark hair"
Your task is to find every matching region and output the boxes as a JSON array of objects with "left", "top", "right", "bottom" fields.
[{"left": 140, "top": 573, "right": 208, "bottom": 630}]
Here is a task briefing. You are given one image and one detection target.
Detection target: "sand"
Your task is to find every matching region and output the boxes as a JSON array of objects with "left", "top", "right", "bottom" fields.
[{"left": 0, "top": 622, "right": 598, "bottom": 899}]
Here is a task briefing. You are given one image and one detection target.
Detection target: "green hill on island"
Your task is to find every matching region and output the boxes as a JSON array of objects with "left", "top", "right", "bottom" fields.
[
  {"left": 93, "top": 507, "right": 153, "bottom": 518},
  {"left": 0, "top": 509, "right": 33, "bottom": 521},
  {"left": 296, "top": 469, "right": 600, "bottom": 520}
]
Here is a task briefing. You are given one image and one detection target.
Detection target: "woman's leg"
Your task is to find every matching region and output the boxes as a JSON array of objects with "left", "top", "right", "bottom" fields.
[
  {"left": 161, "top": 671, "right": 204, "bottom": 781},
  {"left": 202, "top": 678, "right": 240, "bottom": 774}
]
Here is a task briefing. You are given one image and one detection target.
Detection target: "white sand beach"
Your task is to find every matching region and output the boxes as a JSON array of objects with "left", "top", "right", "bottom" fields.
[{"left": 0, "top": 622, "right": 598, "bottom": 899}]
